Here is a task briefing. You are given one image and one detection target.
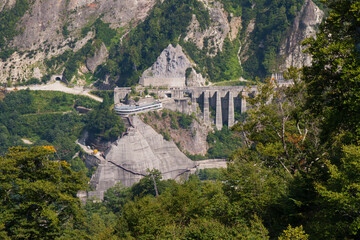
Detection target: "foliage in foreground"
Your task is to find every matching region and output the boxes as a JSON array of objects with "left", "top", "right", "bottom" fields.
[{"left": 0, "top": 146, "right": 87, "bottom": 239}]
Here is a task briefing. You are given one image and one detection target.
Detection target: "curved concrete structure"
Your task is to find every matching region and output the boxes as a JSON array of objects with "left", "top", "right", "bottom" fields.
[
  {"left": 88, "top": 116, "right": 197, "bottom": 200},
  {"left": 114, "top": 102, "right": 162, "bottom": 115}
]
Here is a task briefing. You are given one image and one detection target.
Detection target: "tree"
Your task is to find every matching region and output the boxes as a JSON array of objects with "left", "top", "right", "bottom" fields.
[
  {"left": 0, "top": 146, "right": 87, "bottom": 239},
  {"left": 86, "top": 102, "right": 125, "bottom": 142},
  {"left": 313, "top": 145, "right": 360, "bottom": 239},
  {"left": 278, "top": 225, "right": 308, "bottom": 240},
  {"left": 233, "top": 72, "right": 320, "bottom": 175},
  {"left": 223, "top": 150, "right": 289, "bottom": 221},
  {"left": 131, "top": 169, "right": 174, "bottom": 198},
  {"left": 103, "top": 182, "right": 132, "bottom": 213},
  {"left": 303, "top": 0, "right": 360, "bottom": 143}
]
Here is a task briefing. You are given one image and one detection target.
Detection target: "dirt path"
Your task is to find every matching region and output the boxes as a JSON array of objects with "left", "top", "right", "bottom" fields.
[{"left": 7, "top": 81, "right": 103, "bottom": 102}]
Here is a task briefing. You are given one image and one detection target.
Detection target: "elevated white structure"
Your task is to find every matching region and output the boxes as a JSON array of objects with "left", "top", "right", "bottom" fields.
[{"left": 114, "top": 102, "right": 162, "bottom": 115}]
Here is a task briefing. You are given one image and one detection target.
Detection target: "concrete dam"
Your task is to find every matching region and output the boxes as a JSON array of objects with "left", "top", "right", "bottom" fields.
[{"left": 83, "top": 116, "right": 227, "bottom": 200}]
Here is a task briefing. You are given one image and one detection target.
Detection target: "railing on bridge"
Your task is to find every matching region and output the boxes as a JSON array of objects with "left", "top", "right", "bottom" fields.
[{"left": 114, "top": 102, "right": 163, "bottom": 115}]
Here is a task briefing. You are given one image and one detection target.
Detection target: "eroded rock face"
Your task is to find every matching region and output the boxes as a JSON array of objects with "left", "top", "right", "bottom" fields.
[
  {"left": 186, "top": 68, "right": 206, "bottom": 87},
  {"left": 88, "top": 116, "right": 196, "bottom": 199},
  {"left": 144, "top": 44, "right": 192, "bottom": 79},
  {"left": 0, "top": 0, "right": 156, "bottom": 84},
  {"left": 187, "top": 119, "right": 208, "bottom": 155},
  {"left": 140, "top": 44, "right": 201, "bottom": 87},
  {"left": 86, "top": 42, "right": 108, "bottom": 73},
  {"left": 184, "top": 0, "right": 230, "bottom": 55},
  {"left": 13, "top": 0, "right": 156, "bottom": 50},
  {"left": 279, "top": 0, "right": 324, "bottom": 71},
  {"left": 0, "top": 0, "right": 16, "bottom": 12},
  {"left": 0, "top": 0, "right": 324, "bottom": 85}
]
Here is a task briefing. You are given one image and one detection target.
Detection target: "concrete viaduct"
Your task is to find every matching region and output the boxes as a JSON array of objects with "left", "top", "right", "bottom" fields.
[
  {"left": 170, "top": 86, "right": 254, "bottom": 129},
  {"left": 114, "top": 80, "right": 293, "bottom": 130}
]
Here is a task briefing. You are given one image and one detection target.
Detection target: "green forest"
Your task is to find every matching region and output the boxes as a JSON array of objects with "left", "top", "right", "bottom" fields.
[
  {"left": 0, "top": 89, "right": 123, "bottom": 169},
  {"left": 1, "top": 0, "right": 360, "bottom": 239}
]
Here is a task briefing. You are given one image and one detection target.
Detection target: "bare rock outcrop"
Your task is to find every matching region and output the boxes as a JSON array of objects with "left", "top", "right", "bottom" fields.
[
  {"left": 140, "top": 44, "right": 200, "bottom": 87},
  {"left": 186, "top": 68, "right": 206, "bottom": 87},
  {"left": 279, "top": 0, "right": 324, "bottom": 71},
  {"left": 143, "top": 44, "right": 192, "bottom": 78},
  {"left": 229, "top": 16, "right": 242, "bottom": 41},
  {"left": 239, "top": 19, "right": 256, "bottom": 64},
  {"left": 86, "top": 42, "right": 108, "bottom": 73},
  {"left": 187, "top": 119, "right": 209, "bottom": 155},
  {"left": 184, "top": 0, "right": 230, "bottom": 55},
  {"left": 139, "top": 111, "right": 209, "bottom": 155},
  {"left": 0, "top": 0, "right": 16, "bottom": 12},
  {"left": 13, "top": 0, "right": 156, "bottom": 50},
  {"left": 0, "top": 0, "right": 156, "bottom": 84}
]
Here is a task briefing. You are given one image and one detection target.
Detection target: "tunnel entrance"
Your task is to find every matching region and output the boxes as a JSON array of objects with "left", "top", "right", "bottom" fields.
[{"left": 55, "top": 77, "right": 61, "bottom": 81}]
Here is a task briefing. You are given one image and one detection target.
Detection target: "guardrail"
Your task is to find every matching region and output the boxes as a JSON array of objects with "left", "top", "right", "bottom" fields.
[{"left": 114, "top": 102, "right": 162, "bottom": 115}]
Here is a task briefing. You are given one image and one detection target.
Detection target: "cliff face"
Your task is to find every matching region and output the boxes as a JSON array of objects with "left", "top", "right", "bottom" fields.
[
  {"left": 184, "top": 0, "right": 231, "bottom": 56},
  {"left": 142, "top": 44, "right": 192, "bottom": 79},
  {"left": 13, "top": 0, "right": 155, "bottom": 50},
  {"left": 140, "top": 44, "right": 205, "bottom": 87},
  {"left": 279, "top": 0, "right": 324, "bottom": 71},
  {"left": 0, "top": 0, "right": 156, "bottom": 84},
  {"left": 0, "top": 0, "right": 16, "bottom": 12},
  {"left": 0, "top": 0, "right": 324, "bottom": 85}
]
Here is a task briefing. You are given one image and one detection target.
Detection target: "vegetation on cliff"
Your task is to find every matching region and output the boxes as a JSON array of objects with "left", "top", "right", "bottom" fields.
[
  {"left": 0, "top": 0, "right": 30, "bottom": 57},
  {"left": 95, "top": 0, "right": 307, "bottom": 85},
  {"left": 0, "top": 90, "right": 95, "bottom": 158}
]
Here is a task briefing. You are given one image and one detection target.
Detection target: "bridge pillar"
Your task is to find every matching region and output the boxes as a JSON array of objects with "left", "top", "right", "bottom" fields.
[
  {"left": 228, "top": 91, "right": 235, "bottom": 127},
  {"left": 241, "top": 90, "right": 247, "bottom": 114},
  {"left": 203, "top": 91, "right": 210, "bottom": 124},
  {"left": 191, "top": 90, "right": 197, "bottom": 113},
  {"left": 215, "top": 91, "right": 222, "bottom": 130},
  {"left": 114, "top": 87, "right": 120, "bottom": 105}
]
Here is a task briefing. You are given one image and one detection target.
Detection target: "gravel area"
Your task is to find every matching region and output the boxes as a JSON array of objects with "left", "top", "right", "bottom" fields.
[{"left": 7, "top": 81, "right": 103, "bottom": 102}]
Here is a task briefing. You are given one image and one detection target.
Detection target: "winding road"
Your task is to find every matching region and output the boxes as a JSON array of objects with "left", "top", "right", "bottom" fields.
[{"left": 6, "top": 81, "right": 103, "bottom": 102}]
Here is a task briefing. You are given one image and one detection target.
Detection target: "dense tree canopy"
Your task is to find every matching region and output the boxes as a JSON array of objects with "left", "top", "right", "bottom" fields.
[
  {"left": 303, "top": 0, "right": 360, "bottom": 143},
  {"left": 0, "top": 146, "right": 87, "bottom": 239},
  {"left": 86, "top": 94, "right": 125, "bottom": 142}
]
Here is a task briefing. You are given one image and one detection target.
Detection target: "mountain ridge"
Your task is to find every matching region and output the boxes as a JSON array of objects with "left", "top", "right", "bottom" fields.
[{"left": 0, "top": 0, "right": 324, "bottom": 86}]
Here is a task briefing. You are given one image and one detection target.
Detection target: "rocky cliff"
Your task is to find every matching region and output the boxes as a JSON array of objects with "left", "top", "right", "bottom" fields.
[
  {"left": 139, "top": 111, "right": 209, "bottom": 155},
  {"left": 0, "top": 0, "right": 16, "bottom": 11},
  {"left": 142, "top": 44, "right": 192, "bottom": 79},
  {"left": 279, "top": 0, "right": 324, "bottom": 71},
  {"left": 184, "top": 0, "right": 231, "bottom": 56},
  {"left": 0, "top": 0, "right": 156, "bottom": 84},
  {"left": 140, "top": 44, "right": 205, "bottom": 87},
  {"left": 0, "top": 0, "right": 324, "bottom": 85}
]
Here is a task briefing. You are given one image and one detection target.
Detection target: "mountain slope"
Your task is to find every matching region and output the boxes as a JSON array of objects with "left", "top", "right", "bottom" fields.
[{"left": 0, "top": 0, "right": 324, "bottom": 86}]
